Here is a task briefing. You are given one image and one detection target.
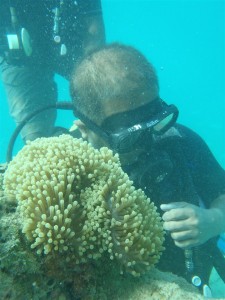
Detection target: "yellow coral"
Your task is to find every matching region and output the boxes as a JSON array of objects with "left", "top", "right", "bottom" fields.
[{"left": 4, "top": 135, "right": 164, "bottom": 276}]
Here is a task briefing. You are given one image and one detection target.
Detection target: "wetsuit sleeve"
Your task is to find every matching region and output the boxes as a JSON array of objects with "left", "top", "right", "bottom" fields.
[{"left": 181, "top": 125, "right": 225, "bottom": 208}]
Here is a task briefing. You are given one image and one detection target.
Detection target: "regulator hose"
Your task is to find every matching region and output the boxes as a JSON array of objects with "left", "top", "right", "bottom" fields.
[{"left": 6, "top": 101, "right": 74, "bottom": 163}]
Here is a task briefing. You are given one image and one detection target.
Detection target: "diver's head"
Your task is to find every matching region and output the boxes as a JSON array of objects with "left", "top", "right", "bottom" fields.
[{"left": 70, "top": 43, "right": 178, "bottom": 165}]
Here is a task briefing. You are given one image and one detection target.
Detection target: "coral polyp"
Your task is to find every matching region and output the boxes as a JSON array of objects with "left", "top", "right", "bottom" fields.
[{"left": 4, "top": 135, "right": 164, "bottom": 276}]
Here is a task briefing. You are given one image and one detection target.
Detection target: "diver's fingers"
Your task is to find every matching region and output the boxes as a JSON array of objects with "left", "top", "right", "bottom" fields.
[{"left": 160, "top": 202, "right": 189, "bottom": 211}]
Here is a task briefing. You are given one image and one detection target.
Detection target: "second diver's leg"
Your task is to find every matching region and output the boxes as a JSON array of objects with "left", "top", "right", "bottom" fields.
[{"left": 1, "top": 61, "right": 57, "bottom": 143}]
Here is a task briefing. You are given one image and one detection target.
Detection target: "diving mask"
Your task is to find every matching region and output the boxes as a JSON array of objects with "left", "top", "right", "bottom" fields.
[{"left": 73, "top": 98, "right": 179, "bottom": 154}]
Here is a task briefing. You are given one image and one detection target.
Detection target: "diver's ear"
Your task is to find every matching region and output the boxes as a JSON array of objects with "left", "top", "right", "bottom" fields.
[{"left": 74, "top": 119, "right": 89, "bottom": 139}]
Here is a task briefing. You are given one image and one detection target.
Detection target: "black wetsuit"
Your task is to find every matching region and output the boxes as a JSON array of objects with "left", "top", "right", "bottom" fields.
[{"left": 123, "top": 124, "right": 225, "bottom": 286}]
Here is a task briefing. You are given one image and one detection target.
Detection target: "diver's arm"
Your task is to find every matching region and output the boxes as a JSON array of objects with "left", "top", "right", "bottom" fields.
[
  {"left": 82, "top": 12, "right": 106, "bottom": 56},
  {"left": 209, "top": 194, "right": 225, "bottom": 236}
]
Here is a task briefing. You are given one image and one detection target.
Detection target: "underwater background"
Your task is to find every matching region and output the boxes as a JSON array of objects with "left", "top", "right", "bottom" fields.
[
  {"left": 0, "top": 0, "right": 224, "bottom": 297},
  {"left": 0, "top": 0, "right": 224, "bottom": 167}
]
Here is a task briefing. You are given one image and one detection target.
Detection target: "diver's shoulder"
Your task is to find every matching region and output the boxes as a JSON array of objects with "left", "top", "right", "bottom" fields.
[
  {"left": 175, "top": 123, "right": 203, "bottom": 140},
  {"left": 175, "top": 123, "right": 210, "bottom": 151}
]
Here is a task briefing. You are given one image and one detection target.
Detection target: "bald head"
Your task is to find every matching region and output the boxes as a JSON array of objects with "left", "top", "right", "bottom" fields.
[{"left": 70, "top": 43, "right": 159, "bottom": 125}]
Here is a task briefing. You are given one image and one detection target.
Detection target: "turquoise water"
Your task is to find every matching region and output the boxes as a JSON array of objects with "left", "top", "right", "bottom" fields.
[
  {"left": 0, "top": 1, "right": 224, "bottom": 297},
  {"left": 0, "top": 0, "right": 224, "bottom": 167}
]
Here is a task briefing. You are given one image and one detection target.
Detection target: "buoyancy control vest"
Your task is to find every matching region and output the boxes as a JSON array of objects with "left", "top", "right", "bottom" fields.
[{"left": 122, "top": 126, "right": 225, "bottom": 293}]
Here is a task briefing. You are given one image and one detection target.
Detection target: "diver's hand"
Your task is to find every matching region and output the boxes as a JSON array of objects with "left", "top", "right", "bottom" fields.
[{"left": 160, "top": 202, "right": 220, "bottom": 249}]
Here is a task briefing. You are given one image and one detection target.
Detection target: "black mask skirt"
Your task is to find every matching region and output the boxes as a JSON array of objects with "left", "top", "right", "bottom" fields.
[{"left": 101, "top": 98, "right": 163, "bottom": 133}]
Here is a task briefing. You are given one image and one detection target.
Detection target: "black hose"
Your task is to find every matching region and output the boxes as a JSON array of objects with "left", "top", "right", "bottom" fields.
[{"left": 6, "top": 101, "right": 74, "bottom": 163}]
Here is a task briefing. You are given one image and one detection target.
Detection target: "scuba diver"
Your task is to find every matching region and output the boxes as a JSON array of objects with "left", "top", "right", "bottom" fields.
[
  {"left": 69, "top": 43, "right": 225, "bottom": 297},
  {"left": 0, "top": 0, "right": 105, "bottom": 143}
]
